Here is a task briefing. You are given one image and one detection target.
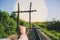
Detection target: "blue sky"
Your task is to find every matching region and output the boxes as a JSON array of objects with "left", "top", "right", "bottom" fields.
[
  {"left": 0, "top": 0, "right": 60, "bottom": 21},
  {"left": 0, "top": 0, "right": 16, "bottom": 13},
  {"left": 45, "top": 0, "right": 60, "bottom": 21}
]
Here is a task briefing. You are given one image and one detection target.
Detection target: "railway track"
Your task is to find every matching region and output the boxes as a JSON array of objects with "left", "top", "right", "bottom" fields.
[
  {"left": 27, "top": 26, "right": 51, "bottom": 40},
  {"left": 27, "top": 26, "right": 41, "bottom": 40}
]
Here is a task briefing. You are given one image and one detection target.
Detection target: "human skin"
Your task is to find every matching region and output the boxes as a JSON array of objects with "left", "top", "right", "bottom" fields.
[{"left": 18, "top": 26, "right": 28, "bottom": 40}]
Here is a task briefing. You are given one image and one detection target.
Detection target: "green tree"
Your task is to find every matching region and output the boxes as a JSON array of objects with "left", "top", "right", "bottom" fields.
[
  {"left": 0, "top": 10, "right": 17, "bottom": 38},
  {"left": 10, "top": 13, "right": 17, "bottom": 21}
]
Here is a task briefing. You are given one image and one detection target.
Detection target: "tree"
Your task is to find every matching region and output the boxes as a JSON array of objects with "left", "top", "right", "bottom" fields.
[
  {"left": 0, "top": 10, "right": 9, "bottom": 24},
  {"left": 10, "top": 13, "right": 17, "bottom": 21},
  {"left": 0, "top": 10, "right": 17, "bottom": 38},
  {"left": 0, "top": 23, "right": 7, "bottom": 38}
]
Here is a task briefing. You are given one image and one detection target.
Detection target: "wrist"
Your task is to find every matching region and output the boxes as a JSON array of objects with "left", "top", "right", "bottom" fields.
[{"left": 21, "top": 33, "right": 26, "bottom": 35}]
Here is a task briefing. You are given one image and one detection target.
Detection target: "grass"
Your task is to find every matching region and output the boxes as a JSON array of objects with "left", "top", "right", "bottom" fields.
[
  {"left": 33, "top": 24, "right": 60, "bottom": 40},
  {"left": 50, "top": 31, "right": 60, "bottom": 40},
  {"left": 41, "top": 28, "right": 59, "bottom": 40}
]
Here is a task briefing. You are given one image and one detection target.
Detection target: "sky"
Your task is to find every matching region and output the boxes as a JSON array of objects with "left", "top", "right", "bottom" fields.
[
  {"left": 0, "top": 0, "right": 16, "bottom": 13},
  {"left": 0, "top": 0, "right": 60, "bottom": 22},
  {"left": 45, "top": 0, "right": 60, "bottom": 21}
]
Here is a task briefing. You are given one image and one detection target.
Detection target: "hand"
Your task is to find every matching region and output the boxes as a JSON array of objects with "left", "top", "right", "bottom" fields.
[
  {"left": 18, "top": 26, "right": 28, "bottom": 40},
  {"left": 19, "top": 26, "right": 26, "bottom": 34}
]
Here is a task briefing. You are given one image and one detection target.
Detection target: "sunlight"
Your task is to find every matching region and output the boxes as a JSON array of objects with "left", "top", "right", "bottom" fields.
[{"left": 13, "top": 0, "right": 48, "bottom": 22}]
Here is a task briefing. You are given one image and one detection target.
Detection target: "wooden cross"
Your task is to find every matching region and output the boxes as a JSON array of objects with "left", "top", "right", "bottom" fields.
[
  {"left": 13, "top": 2, "right": 37, "bottom": 39},
  {"left": 13, "top": 2, "right": 37, "bottom": 28}
]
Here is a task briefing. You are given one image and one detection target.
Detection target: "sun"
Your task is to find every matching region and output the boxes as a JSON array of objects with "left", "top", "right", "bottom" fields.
[{"left": 13, "top": 0, "right": 48, "bottom": 22}]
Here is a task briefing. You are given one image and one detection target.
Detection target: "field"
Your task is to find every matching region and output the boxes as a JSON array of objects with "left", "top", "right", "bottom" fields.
[{"left": 32, "top": 21, "right": 60, "bottom": 40}]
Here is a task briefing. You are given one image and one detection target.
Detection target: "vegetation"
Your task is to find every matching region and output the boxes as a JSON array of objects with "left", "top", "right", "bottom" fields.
[
  {"left": 0, "top": 10, "right": 29, "bottom": 38},
  {"left": 33, "top": 20, "right": 60, "bottom": 40},
  {"left": 0, "top": 10, "right": 17, "bottom": 38},
  {"left": 0, "top": 10, "right": 60, "bottom": 40}
]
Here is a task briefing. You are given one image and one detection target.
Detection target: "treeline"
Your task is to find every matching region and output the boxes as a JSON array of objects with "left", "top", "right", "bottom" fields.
[
  {"left": 46, "top": 21, "right": 60, "bottom": 31},
  {"left": 39, "top": 20, "right": 60, "bottom": 32},
  {"left": 0, "top": 10, "right": 29, "bottom": 38}
]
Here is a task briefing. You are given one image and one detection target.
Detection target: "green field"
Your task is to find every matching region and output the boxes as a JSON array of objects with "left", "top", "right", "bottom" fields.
[{"left": 33, "top": 21, "right": 60, "bottom": 40}]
